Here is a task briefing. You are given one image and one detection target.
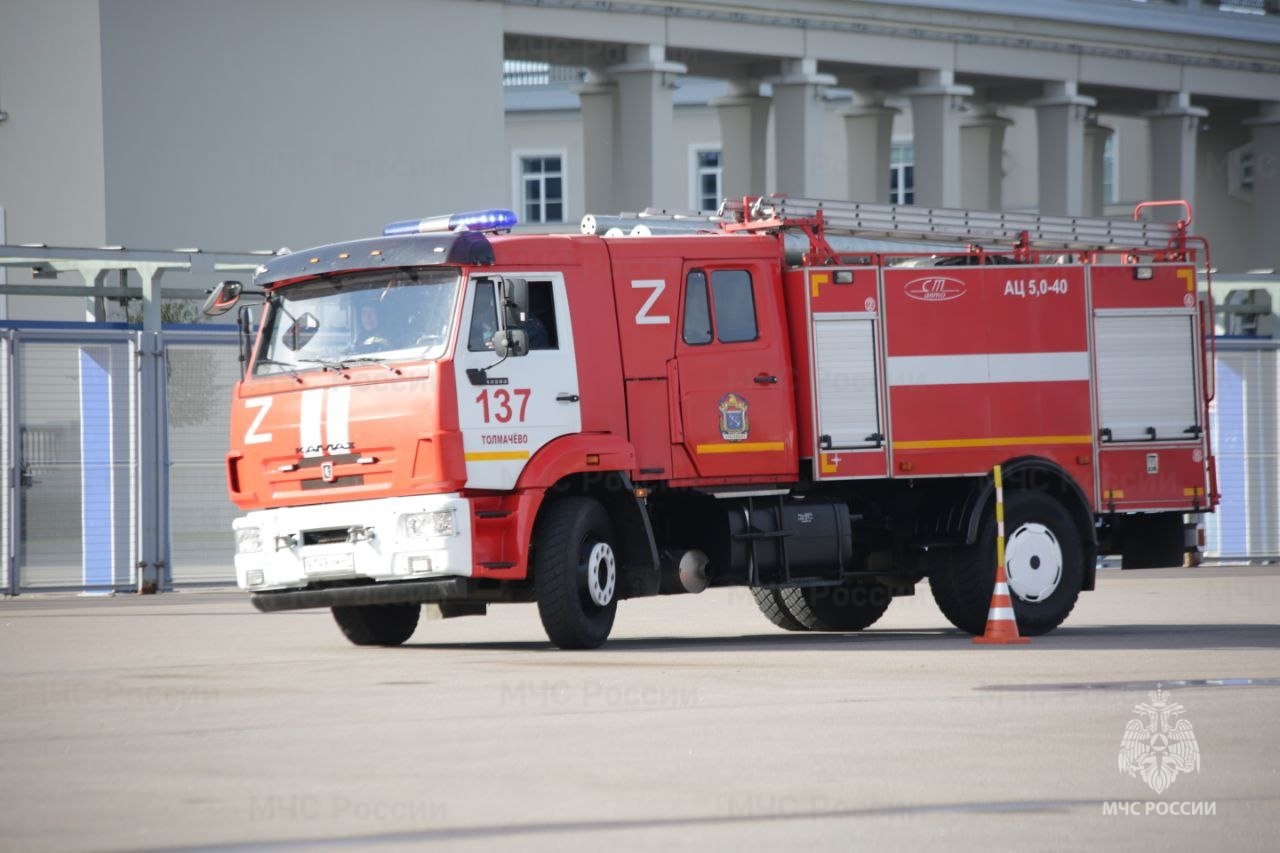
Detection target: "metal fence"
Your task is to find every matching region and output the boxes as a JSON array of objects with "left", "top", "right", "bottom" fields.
[
  {"left": 1206, "top": 338, "right": 1280, "bottom": 562},
  {"left": 1, "top": 323, "right": 240, "bottom": 592}
]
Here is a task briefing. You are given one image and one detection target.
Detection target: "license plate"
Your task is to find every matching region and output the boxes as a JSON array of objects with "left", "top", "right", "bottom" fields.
[{"left": 303, "top": 553, "right": 355, "bottom": 575}]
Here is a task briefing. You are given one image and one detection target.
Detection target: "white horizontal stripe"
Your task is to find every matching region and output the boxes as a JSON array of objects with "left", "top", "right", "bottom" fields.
[
  {"left": 987, "top": 607, "right": 1017, "bottom": 621},
  {"left": 887, "top": 352, "right": 1090, "bottom": 387},
  {"left": 993, "top": 582, "right": 1010, "bottom": 596}
]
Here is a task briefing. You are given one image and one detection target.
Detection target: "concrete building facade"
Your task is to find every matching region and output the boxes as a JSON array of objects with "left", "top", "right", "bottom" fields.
[{"left": 1, "top": 0, "right": 1278, "bottom": 312}]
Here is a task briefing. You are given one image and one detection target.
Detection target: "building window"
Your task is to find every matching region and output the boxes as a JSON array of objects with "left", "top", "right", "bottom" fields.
[
  {"left": 519, "top": 155, "right": 564, "bottom": 224},
  {"left": 693, "top": 148, "right": 722, "bottom": 213},
  {"left": 890, "top": 142, "right": 914, "bottom": 205}
]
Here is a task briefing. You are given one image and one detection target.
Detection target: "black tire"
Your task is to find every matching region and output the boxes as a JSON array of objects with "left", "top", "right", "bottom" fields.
[
  {"left": 929, "top": 490, "right": 1083, "bottom": 636},
  {"left": 533, "top": 497, "right": 619, "bottom": 649},
  {"left": 778, "top": 581, "right": 893, "bottom": 631},
  {"left": 1121, "top": 512, "right": 1185, "bottom": 569},
  {"left": 750, "top": 587, "right": 809, "bottom": 631},
  {"left": 331, "top": 603, "right": 421, "bottom": 646}
]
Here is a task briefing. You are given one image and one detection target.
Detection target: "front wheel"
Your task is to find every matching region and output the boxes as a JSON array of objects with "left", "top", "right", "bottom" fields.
[
  {"left": 331, "top": 603, "right": 421, "bottom": 646},
  {"left": 929, "top": 490, "right": 1084, "bottom": 636},
  {"left": 533, "top": 498, "right": 619, "bottom": 649}
]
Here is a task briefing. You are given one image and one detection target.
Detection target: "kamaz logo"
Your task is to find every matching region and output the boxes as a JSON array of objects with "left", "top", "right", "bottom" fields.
[
  {"left": 905, "top": 276, "right": 966, "bottom": 302},
  {"left": 295, "top": 442, "right": 354, "bottom": 454}
]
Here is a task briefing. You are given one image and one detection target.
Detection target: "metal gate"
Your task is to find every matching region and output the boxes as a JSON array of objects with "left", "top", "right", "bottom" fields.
[
  {"left": 164, "top": 329, "right": 244, "bottom": 585},
  {"left": 1, "top": 323, "right": 240, "bottom": 592}
]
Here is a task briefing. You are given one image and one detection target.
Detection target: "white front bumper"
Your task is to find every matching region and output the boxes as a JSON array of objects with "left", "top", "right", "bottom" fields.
[{"left": 232, "top": 493, "right": 473, "bottom": 592}]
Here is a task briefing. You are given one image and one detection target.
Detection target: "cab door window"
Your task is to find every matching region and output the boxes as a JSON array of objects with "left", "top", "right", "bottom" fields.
[
  {"left": 681, "top": 268, "right": 757, "bottom": 345},
  {"left": 515, "top": 280, "right": 559, "bottom": 350},
  {"left": 470, "top": 276, "right": 562, "bottom": 352},
  {"left": 711, "top": 269, "right": 757, "bottom": 343},
  {"left": 682, "top": 271, "right": 713, "bottom": 345},
  {"left": 468, "top": 280, "right": 499, "bottom": 351}
]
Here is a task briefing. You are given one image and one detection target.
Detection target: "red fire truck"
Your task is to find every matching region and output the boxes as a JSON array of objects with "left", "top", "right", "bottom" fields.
[{"left": 206, "top": 196, "right": 1216, "bottom": 648}]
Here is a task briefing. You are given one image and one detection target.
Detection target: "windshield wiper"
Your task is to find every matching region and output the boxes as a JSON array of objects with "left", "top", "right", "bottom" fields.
[
  {"left": 254, "top": 357, "right": 302, "bottom": 382},
  {"left": 340, "top": 356, "right": 398, "bottom": 372},
  {"left": 296, "top": 357, "right": 351, "bottom": 372},
  {"left": 295, "top": 356, "right": 398, "bottom": 374}
]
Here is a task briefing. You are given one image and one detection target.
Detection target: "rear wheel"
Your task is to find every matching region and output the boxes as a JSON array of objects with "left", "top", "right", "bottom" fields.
[
  {"left": 331, "top": 603, "right": 421, "bottom": 646},
  {"left": 929, "top": 490, "right": 1083, "bottom": 636},
  {"left": 750, "top": 587, "right": 808, "bottom": 631},
  {"left": 779, "top": 581, "right": 893, "bottom": 631},
  {"left": 533, "top": 498, "right": 618, "bottom": 649}
]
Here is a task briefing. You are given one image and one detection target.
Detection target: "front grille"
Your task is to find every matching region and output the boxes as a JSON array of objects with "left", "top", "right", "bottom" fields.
[{"left": 302, "top": 528, "right": 352, "bottom": 546}]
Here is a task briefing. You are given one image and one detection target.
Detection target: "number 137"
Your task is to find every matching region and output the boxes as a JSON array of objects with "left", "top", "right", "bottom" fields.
[{"left": 475, "top": 388, "right": 531, "bottom": 423}]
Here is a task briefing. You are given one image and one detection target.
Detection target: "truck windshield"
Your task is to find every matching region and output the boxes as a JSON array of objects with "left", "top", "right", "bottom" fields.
[{"left": 253, "top": 268, "right": 459, "bottom": 376}]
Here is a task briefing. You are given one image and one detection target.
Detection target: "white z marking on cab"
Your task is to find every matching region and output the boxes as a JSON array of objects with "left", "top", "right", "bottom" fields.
[
  {"left": 631, "top": 279, "right": 670, "bottom": 325},
  {"left": 244, "top": 397, "right": 273, "bottom": 445}
]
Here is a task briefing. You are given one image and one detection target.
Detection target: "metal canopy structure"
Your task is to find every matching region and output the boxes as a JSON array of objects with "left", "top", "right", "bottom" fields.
[{"left": 0, "top": 245, "right": 273, "bottom": 329}]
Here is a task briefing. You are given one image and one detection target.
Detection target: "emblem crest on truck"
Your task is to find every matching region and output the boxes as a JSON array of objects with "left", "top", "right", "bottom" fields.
[
  {"left": 905, "top": 276, "right": 967, "bottom": 302},
  {"left": 718, "top": 393, "right": 750, "bottom": 441}
]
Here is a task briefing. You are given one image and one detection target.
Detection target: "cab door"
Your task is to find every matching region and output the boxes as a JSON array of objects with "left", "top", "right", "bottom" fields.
[
  {"left": 672, "top": 263, "right": 796, "bottom": 480},
  {"left": 453, "top": 272, "right": 582, "bottom": 490}
]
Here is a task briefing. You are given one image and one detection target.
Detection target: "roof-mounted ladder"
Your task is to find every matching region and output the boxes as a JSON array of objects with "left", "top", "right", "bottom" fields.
[{"left": 724, "top": 195, "right": 1190, "bottom": 252}]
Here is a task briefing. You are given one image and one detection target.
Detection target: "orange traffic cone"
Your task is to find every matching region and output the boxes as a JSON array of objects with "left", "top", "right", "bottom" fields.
[
  {"left": 974, "top": 464, "right": 1029, "bottom": 645},
  {"left": 972, "top": 559, "right": 1030, "bottom": 644}
]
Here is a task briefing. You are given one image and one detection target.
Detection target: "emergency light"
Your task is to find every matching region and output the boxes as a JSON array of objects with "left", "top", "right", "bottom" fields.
[{"left": 383, "top": 208, "right": 518, "bottom": 236}]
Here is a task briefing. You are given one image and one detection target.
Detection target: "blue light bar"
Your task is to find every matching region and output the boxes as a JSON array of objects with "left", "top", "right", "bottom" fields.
[{"left": 383, "top": 208, "right": 518, "bottom": 236}]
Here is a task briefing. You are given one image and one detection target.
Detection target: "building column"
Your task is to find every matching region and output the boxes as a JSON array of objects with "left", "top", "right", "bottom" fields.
[
  {"left": 1245, "top": 102, "right": 1280, "bottom": 271},
  {"left": 574, "top": 73, "right": 619, "bottom": 215},
  {"left": 710, "top": 83, "right": 771, "bottom": 201},
  {"left": 905, "top": 70, "right": 973, "bottom": 208},
  {"left": 607, "top": 45, "right": 687, "bottom": 211},
  {"left": 1031, "top": 81, "right": 1096, "bottom": 216},
  {"left": 769, "top": 59, "right": 836, "bottom": 197},
  {"left": 1083, "top": 118, "right": 1114, "bottom": 217},
  {"left": 960, "top": 108, "right": 1012, "bottom": 211},
  {"left": 1146, "top": 92, "right": 1208, "bottom": 209},
  {"left": 842, "top": 101, "right": 898, "bottom": 204}
]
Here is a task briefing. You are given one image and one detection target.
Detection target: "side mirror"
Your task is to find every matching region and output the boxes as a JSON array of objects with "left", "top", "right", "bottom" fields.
[
  {"left": 202, "top": 280, "right": 243, "bottom": 316},
  {"left": 492, "top": 328, "right": 529, "bottom": 358},
  {"left": 283, "top": 312, "right": 320, "bottom": 351},
  {"left": 501, "top": 277, "right": 528, "bottom": 326}
]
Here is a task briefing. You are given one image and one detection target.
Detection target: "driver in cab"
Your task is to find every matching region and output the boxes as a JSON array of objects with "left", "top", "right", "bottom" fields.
[{"left": 355, "top": 302, "right": 389, "bottom": 351}]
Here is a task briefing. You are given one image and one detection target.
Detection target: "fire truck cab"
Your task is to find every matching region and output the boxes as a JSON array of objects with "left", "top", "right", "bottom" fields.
[{"left": 210, "top": 199, "right": 1216, "bottom": 649}]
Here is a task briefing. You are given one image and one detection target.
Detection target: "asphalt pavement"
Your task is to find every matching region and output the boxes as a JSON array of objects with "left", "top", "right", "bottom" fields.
[{"left": 1, "top": 566, "right": 1278, "bottom": 852}]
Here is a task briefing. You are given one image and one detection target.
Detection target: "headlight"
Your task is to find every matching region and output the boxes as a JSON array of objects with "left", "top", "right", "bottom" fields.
[
  {"left": 235, "top": 527, "right": 263, "bottom": 554},
  {"left": 402, "top": 509, "right": 456, "bottom": 539}
]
